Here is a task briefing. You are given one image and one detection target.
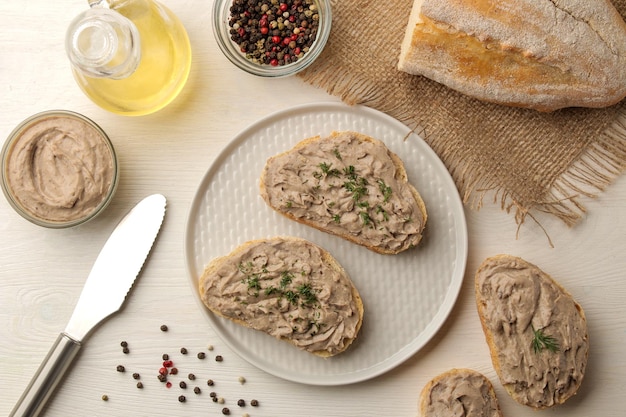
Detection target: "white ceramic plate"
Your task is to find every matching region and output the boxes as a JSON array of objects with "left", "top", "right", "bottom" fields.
[{"left": 185, "top": 102, "right": 467, "bottom": 385}]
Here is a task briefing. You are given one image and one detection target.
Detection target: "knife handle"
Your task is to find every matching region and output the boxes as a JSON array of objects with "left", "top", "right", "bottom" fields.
[{"left": 10, "top": 333, "right": 82, "bottom": 417}]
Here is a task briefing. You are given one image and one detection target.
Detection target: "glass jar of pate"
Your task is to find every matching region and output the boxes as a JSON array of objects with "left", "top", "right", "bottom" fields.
[{"left": 1, "top": 110, "right": 119, "bottom": 228}]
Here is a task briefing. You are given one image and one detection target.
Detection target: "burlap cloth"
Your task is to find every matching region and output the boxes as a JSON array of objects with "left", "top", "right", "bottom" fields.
[{"left": 299, "top": 0, "right": 626, "bottom": 232}]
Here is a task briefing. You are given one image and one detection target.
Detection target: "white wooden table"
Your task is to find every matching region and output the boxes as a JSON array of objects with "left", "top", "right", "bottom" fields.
[{"left": 1, "top": 1, "right": 625, "bottom": 416}]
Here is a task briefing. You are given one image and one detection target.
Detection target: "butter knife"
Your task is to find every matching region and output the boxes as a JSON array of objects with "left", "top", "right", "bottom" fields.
[{"left": 9, "top": 193, "right": 167, "bottom": 417}]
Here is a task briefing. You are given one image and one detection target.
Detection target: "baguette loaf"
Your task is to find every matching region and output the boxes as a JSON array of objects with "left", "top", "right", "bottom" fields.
[
  {"left": 198, "top": 236, "right": 363, "bottom": 357},
  {"left": 419, "top": 369, "right": 503, "bottom": 417},
  {"left": 260, "top": 131, "right": 427, "bottom": 255},
  {"left": 475, "top": 255, "right": 589, "bottom": 409},
  {"left": 398, "top": 0, "right": 626, "bottom": 111}
]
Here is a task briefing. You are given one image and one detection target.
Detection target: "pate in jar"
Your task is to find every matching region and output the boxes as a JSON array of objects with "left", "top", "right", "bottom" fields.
[{"left": 1, "top": 110, "right": 118, "bottom": 228}]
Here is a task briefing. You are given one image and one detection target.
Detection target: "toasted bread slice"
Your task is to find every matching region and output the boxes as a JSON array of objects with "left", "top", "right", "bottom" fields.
[
  {"left": 260, "top": 131, "right": 427, "bottom": 254},
  {"left": 419, "top": 368, "right": 503, "bottom": 417},
  {"left": 198, "top": 236, "right": 363, "bottom": 357},
  {"left": 475, "top": 255, "right": 589, "bottom": 409}
]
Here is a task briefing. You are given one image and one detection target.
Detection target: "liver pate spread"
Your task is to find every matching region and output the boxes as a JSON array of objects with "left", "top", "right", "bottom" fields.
[
  {"left": 261, "top": 131, "right": 426, "bottom": 254},
  {"left": 422, "top": 369, "right": 501, "bottom": 417},
  {"left": 476, "top": 256, "right": 588, "bottom": 408},
  {"left": 3, "top": 113, "right": 115, "bottom": 224},
  {"left": 199, "top": 237, "right": 361, "bottom": 356}
]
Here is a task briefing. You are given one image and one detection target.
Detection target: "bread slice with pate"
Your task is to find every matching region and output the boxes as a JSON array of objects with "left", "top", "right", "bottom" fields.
[
  {"left": 419, "top": 368, "right": 503, "bottom": 417},
  {"left": 475, "top": 255, "right": 589, "bottom": 409},
  {"left": 260, "top": 131, "right": 427, "bottom": 255},
  {"left": 198, "top": 236, "right": 363, "bottom": 357}
]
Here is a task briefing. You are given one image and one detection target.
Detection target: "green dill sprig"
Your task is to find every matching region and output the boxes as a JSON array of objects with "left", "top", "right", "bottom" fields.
[
  {"left": 377, "top": 179, "right": 392, "bottom": 202},
  {"left": 531, "top": 324, "right": 560, "bottom": 354}
]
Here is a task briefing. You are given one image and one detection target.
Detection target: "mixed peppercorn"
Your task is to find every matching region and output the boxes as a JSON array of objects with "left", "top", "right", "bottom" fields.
[
  {"left": 228, "top": 0, "right": 320, "bottom": 66},
  {"left": 103, "top": 324, "right": 260, "bottom": 415}
]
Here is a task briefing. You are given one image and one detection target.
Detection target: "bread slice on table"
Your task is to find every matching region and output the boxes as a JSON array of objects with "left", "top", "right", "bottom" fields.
[
  {"left": 260, "top": 131, "right": 427, "bottom": 255},
  {"left": 419, "top": 368, "right": 503, "bottom": 417},
  {"left": 475, "top": 255, "right": 589, "bottom": 409},
  {"left": 198, "top": 236, "right": 363, "bottom": 357},
  {"left": 398, "top": 0, "right": 626, "bottom": 111}
]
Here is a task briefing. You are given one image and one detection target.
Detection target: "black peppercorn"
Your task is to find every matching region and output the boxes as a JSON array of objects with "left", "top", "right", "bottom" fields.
[
  {"left": 157, "top": 374, "right": 167, "bottom": 382},
  {"left": 188, "top": 373, "right": 196, "bottom": 380},
  {"left": 215, "top": 355, "right": 223, "bottom": 362},
  {"left": 207, "top": 379, "right": 214, "bottom": 386},
  {"left": 179, "top": 381, "right": 187, "bottom": 389},
  {"left": 180, "top": 347, "right": 188, "bottom": 354},
  {"left": 162, "top": 353, "right": 169, "bottom": 360},
  {"left": 160, "top": 324, "right": 168, "bottom": 332},
  {"left": 136, "top": 382, "right": 143, "bottom": 389},
  {"left": 132, "top": 373, "right": 140, "bottom": 380},
  {"left": 178, "top": 395, "right": 186, "bottom": 403},
  {"left": 251, "top": 399, "right": 259, "bottom": 406},
  {"left": 170, "top": 367, "right": 178, "bottom": 375},
  {"left": 116, "top": 365, "right": 125, "bottom": 372},
  {"left": 210, "top": 391, "right": 217, "bottom": 398},
  {"left": 122, "top": 346, "right": 130, "bottom": 354},
  {"left": 197, "top": 352, "right": 206, "bottom": 359},
  {"left": 237, "top": 399, "right": 246, "bottom": 407},
  {"left": 222, "top": 407, "right": 230, "bottom": 415},
  {"left": 194, "top": 387, "right": 201, "bottom": 394},
  {"left": 120, "top": 341, "right": 128, "bottom": 348}
]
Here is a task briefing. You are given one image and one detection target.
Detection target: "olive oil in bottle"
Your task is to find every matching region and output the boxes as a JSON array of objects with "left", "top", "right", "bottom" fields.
[{"left": 66, "top": 0, "right": 191, "bottom": 116}]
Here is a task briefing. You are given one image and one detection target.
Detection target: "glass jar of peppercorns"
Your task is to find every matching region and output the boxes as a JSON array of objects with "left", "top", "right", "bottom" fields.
[{"left": 212, "top": 0, "right": 331, "bottom": 77}]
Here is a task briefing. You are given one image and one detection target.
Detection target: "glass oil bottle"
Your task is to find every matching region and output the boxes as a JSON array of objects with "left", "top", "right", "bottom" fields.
[{"left": 66, "top": 0, "right": 192, "bottom": 116}]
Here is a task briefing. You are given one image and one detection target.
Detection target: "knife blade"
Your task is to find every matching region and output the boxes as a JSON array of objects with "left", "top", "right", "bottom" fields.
[{"left": 9, "top": 193, "right": 167, "bottom": 417}]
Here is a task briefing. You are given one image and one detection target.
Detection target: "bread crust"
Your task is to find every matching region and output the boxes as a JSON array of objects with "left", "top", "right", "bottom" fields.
[
  {"left": 260, "top": 131, "right": 427, "bottom": 255},
  {"left": 474, "top": 254, "right": 589, "bottom": 409},
  {"left": 419, "top": 368, "right": 503, "bottom": 417},
  {"left": 398, "top": 0, "right": 626, "bottom": 111},
  {"left": 198, "top": 236, "right": 364, "bottom": 357}
]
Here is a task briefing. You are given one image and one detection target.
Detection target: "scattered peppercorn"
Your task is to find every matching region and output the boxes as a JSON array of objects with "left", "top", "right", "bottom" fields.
[
  {"left": 222, "top": 407, "right": 230, "bottom": 415},
  {"left": 162, "top": 353, "right": 169, "bottom": 360},
  {"left": 237, "top": 399, "right": 246, "bottom": 407},
  {"left": 170, "top": 367, "right": 178, "bottom": 375},
  {"left": 207, "top": 379, "right": 214, "bottom": 386},
  {"left": 210, "top": 392, "right": 217, "bottom": 398},
  {"left": 122, "top": 346, "right": 130, "bottom": 354},
  {"left": 160, "top": 324, "right": 168, "bottom": 332},
  {"left": 228, "top": 0, "right": 321, "bottom": 67},
  {"left": 238, "top": 376, "right": 246, "bottom": 384},
  {"left": 251, "top": 399, "right": 259, "bottom": 406},
  {"left": 207, "top": 344, "right": 214, "bottom": 351},
  {"left": 178, "top": 395, "right": 186, "bottom": 403},
  {"left": 197, "top": 352, "right": 206, "bottom": 359},
  {"left": 120, "top": 341, "right": 128, "bottom": 348},
  {"left": 215, "top": 355, "right": 223, "bottom": 362},
  {"left": 157, "top": 374, "right": 167, "bottom": 382},
  {"left": 180, "top": 347, "right": 188, "bottom": 354},
  {"left": 194, "top": 386, "right": 201, "bottom": 394},
  {"left": 188, "top": 373, "right": 196, "bottom": 380},
  {"left": 116, "top": 365, "right": 125, "bottom": 372},
  {"left": 212, "top": 397, "right": 218, "bottom": 403},
  {"left": 179, "top": 381, "right": 187, "bottom": 389},
  {"left": 136, "top": 382, "right": 143, "bottom": 389},
  {"left": 132, "top": 373, "right": 140, "bottom": 380},
  {"left": 101, "top": 394, "right": 109, "bottom": 401}
]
